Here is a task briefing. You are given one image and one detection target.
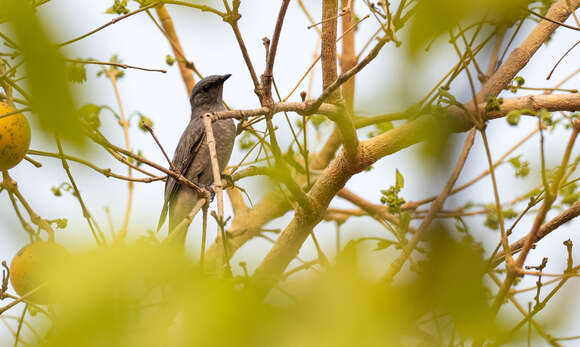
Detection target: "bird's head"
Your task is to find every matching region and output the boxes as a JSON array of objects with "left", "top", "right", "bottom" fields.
[{"left": 189, "top": 74, "right": 231, "bottom": 108}]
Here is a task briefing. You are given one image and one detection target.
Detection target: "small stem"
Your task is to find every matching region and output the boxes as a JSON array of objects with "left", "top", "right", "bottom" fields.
[
  {"left": 480, "top": 129, "right": 511, "bottom": 263},
  {"left": 2, "top": 171, "right": 55, "bottom": 241},
  {"left": 106, "top": 68, "right": 133, "bottom": 239},
  {"left": 13, "top": 303, "right": 27, "bottom": 347},
  {"left": 65, "top": 59, "right": 166, "bottom": 73},
  {"left": 200, "top": 205, "right": 208, "bottom": 269},
  {"left": 57, "top": 3, "right": 159, "bottom": 47},
  {"left": 143, "top": 124, "right": 177, "bottom": 171},
  {"left": 55, "top": 134, "right": 106, "bottom": 246},
  {"left": 154, "top": 5, "right": 195, "bottom": 94},
  {"left": 202, "top": 113, "right": 230, "bottom": 274}
]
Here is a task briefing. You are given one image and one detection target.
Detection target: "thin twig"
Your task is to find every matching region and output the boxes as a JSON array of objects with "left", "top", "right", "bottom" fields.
[
  {"left": 87, "top": 129, "right": 207, "bottom": 196},
  {"left": 27, "top": 149, "right": 163, "bottom": 183},
  {"left": 283, "top": 14, "right": 369, "bottom": 102},
  {"left": 2, "top": 171, "right": 55, "bottom": 241},
  {"left": 546, "top": 40, "right": 580, "bottom": 80},
  {"left": 65, "top": 59, "right": 166, "bottom": 73},
  {"left": 13, "top": 303, "right": 27, "bottom": 347},
  {"left": 0, "top": 284, "right": 45, "bottom": 315},
  {"left": 55, "top": 134, "right": 106, "bottom": 246},
  {"left": 524, "top": 7, "right": 580, "bottom": 32},
  {"left": 200, "top": 205, "right": 208, "bottom": 269},
  {"left": 261, "top": 0, "right": 291, "bottom": 102},
  {"left": 408, "top": 125, "right": 539, "bottom": 208},
  {"left": 105, "top": 68, "right": 133, "bottom": 239},
  {"left": 57, "top": 3, "right": 159, "bottom": 47},
  {"left": 480, "top": 129, "right": 512, "bottom": 265},
  {"left": 143, "top": 124, "right": 177, "bottom": 171},
  {"left": 297, "top": 0, "right": 322, "bottom": 35}
]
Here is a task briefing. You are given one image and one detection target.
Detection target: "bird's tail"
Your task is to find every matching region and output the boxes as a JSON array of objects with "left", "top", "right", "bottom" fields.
[{"left": 157, "top": 202, "right": 169, "bottom": 232}]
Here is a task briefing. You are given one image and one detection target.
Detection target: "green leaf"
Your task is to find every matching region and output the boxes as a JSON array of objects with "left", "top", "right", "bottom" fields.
[
  {"left": 54, "top": 218, "right": 68, "bottom": 229},
  {"left": 368, "top": 121, "right": 393, "bottom": 137},
  {"left": 67, "top": 62, "right": 87, "bottom": 84},
  {"left": 485, "top": 95, "right": 503, "bottom": 113},
  {"left": 165, "top": 54, "right": 175, "bottom": 66},
  {"left": 539, "top": 109, "right": 552, "bottom": 126},
  {"left": 78, "top": 104, "right": 102, "bottom": 130},
  {"left": 374, "top": 239, "right": 396, "bottom": 251},
  {"left": 398, "top": 212, "right": 410, "bottom": 235},
  {"left": 51, "top": 186, "right": 62, "bottom": 197},
  {"left": 503, "top": 208, "right": 518, "bottom": 219},
  {"left": 134, "top": 0, "right": 156, "bottom": 7},
  {"left": 4, "top": 1, "right": 86, "bottom": 146},
  {"left": 407, "top": 0, "right": 528, "bottom": 56},
  {"left": 238, "top": 132, "right": 256, "bottom": 151},
  {"left": 106, "top": 0, "right": 130, "bottom": 15},
  {"left": 309, "top": 114, "right": 326, "bottom": 130},
  {"left": 396, "top": 169, "right": 404, "bottom": 189},
  {"left": 137, "top": 113, "right": 153, "bottom": 132},
  {"left": 508, "top": 156, "right": 521, "bottom": 168},
  {"left": 505, "top": 110, "right": 521, "bottom": 126},
  {"left": 484, "top": 210, "right": 499, "bottom": 230}
]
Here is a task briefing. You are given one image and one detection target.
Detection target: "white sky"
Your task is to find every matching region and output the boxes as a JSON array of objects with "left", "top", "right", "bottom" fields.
[{"left": 1, "top": 0, "right": 579, "bottom": 344}]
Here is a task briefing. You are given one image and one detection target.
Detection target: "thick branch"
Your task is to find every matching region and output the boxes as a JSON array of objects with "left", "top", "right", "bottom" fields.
[
  {"left": 155, "top": 5, "right": 195, "bottom": 94},
  {"left": 209, "top": 93, "right": 580, "bottom": 126},
  {"left": 202, "top": 92, "right": 580, "bottom": 272},
  {"left": 249, "top": 91, "right": 580, "bottom": 296},
  {"left": 251, "top": 113, "right": 443, "bottom": 295},
  {"left": 203, "top": 190, "right": 291, "bottom": 271},
  {"left": 321, "top": 0, "right": 340, "bottom": 103},
  {"left": 476, "top": 0, "right": 580, "bottom": 101},
  {"left": 340, "top": 0, "right": 356, "bottom": 112}
]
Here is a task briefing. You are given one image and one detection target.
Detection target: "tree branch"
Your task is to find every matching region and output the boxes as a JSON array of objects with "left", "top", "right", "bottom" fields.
[
  {"left": 339, "top": 0, "right": 356, "bottom": 112},
  {"left": 154, "top": 5, "right": 195, "bottom": 94},
  {"left": 476, "top": 0, "right": 580, "bottom": 102},
  {"left": 321, "top": 0, "right": 341, "bottom": 103},
  {"left": 261, "top": 0, "right": 291, "bottom": 102},
  {"left": 491, "top": 201, "right": 580, "bottom": 268}
]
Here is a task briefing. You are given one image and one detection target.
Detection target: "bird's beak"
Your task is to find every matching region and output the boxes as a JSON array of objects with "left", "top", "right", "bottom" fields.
[{"left": 220, "top": 74, "right": 232, "bottom": 82}]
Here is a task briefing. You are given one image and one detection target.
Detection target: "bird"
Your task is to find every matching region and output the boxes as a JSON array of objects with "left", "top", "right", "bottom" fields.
[{"left": 157, "top": 74, "right": 236, "bottom": 244}]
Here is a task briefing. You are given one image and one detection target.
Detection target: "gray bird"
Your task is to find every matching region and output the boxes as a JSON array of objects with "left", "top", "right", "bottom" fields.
[{"left": 158, "top": 74, "right": 236, "bottom": 243}]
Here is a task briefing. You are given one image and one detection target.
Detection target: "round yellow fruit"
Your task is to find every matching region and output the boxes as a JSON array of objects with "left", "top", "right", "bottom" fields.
[
  {"left": 9, "top": 241, "right": 70, "bottom": 304},
  {"left": 0, "top": 102, "right": 31, "bottom": 171}
]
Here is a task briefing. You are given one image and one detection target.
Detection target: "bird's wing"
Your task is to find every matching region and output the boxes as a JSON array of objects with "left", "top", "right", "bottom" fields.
[{"left": 157, "top": 119, "right": 206, "bottom": 230}]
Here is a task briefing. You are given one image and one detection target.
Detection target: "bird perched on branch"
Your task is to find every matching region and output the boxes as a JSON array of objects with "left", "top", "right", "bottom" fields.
[{"left": 157, "top": 74, "right": 236, "bottom": 244}]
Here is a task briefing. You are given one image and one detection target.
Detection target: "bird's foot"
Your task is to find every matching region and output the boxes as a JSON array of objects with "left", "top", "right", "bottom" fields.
[{"left": 203, "top": 185, "right": 215, "bottom": 201}]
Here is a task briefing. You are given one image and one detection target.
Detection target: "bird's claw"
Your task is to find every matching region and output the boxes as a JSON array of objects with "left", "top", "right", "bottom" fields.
[{"left": 203, "top": 185, "right": 215, "bottom": 202}]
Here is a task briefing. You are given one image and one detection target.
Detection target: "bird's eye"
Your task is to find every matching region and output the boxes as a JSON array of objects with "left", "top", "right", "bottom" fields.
[{"left": 202, "top": 85, "right": 210, "bottom": 92}]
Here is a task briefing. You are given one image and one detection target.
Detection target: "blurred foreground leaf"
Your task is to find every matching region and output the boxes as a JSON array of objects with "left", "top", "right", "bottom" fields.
[
  {"left": 419, "top": 225, "right": 498, "bottom": 341},
  {"left": 407, "top": 0, "right": 528, "bottom": 56},
  {"left": 7, "top": 237, "right": 522, "bottom": 346},
  {"left": 3, "top": 1, "right": 86, "bottom": 146}
]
